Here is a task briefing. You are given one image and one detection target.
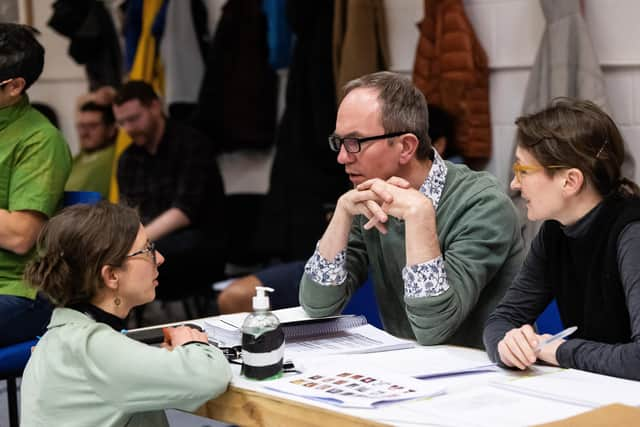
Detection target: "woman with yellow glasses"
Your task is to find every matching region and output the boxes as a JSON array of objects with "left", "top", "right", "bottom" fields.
[{"left": 484, "top": 98, "right": 640, "bottom": 380}]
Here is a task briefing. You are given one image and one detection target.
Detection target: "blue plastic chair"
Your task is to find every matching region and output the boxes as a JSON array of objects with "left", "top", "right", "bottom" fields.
[
  {"left": 0, "top": 339, "right": 38, "bottom": 427},
  {"left": 535, "top": 299, "right": 564, "bottom": 335},
  {"left": 63, "top": 190, "right": 101, "bottom": 206},
  {"left": 343, "top": 275, "right": 383, "bottom": 329}
]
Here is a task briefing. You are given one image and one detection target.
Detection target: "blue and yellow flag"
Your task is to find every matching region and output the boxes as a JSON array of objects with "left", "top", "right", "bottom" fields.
[{"left": 109, "top": 0, "right": 165, "bottom": 202}]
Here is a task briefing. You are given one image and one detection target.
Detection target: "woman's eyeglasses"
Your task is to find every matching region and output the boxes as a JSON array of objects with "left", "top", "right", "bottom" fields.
[
  {"left": 126, "top": 241, "right": 157, "bottom": 265},
  {"left": 512, "top": 162, "right": 568, "bottom": 184}
]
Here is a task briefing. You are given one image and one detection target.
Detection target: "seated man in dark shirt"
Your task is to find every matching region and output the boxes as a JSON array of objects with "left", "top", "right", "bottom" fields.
[{"left": 113, "top": 81, "right": 226, "bottom": 300}]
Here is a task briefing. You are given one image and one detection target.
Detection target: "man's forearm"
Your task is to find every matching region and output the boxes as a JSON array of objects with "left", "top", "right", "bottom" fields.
[
  {"left": 318, "top": 205, "right": 353, "bottom": 260},
  {"left": 404, "top": 202, "right": 441, "bottom": 265},
  {"left": 145, "top": 207, "right": 191, "bottom": 241},
  {"left": 0, "top": 209, "right": 46, "bottom": 255}
]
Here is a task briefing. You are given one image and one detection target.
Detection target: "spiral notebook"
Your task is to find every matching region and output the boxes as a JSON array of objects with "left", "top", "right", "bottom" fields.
[{"left": 204, "top": 308, "right": 415, "bottom": 356}]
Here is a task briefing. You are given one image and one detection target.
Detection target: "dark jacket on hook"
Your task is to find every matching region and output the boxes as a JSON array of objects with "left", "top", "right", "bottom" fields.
[{"left": 48, "top": 0, "right": 123, "bottom": 89}]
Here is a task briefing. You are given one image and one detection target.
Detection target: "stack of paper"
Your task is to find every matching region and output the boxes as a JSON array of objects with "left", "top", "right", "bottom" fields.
[{"left": 309, "top": 347, "right": 498, "bottom": 379}]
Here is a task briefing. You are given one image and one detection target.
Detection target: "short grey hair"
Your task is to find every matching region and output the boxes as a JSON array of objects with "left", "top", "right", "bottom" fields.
[{"left": 343, "top": 71, "right": 432, "bottom": 160}]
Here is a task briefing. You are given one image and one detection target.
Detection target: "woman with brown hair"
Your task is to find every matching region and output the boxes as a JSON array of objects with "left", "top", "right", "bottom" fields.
[
  {"left": 483, "top": 98, "right": 640, "bottom": 380},
  {"left": 20, "top": 202, "right": 231, "bottom": 427}
]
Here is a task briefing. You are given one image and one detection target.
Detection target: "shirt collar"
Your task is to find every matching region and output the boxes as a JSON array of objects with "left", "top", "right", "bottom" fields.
[
  {"left": 69, "top": 302, "right": 127, "bottom": 331},
  {"left": 48, "top": 304, "right": 126, "bottom": 332},
  {"left": 418, "top": 150, "right": 448, "bottom": 210}
]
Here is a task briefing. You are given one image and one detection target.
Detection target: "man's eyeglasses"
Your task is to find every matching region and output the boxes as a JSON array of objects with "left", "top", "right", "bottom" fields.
[
  {"left": 512, "top": 162, "right": 568, "bottom": 184},
  {"left": 328, "top": 131, "right": 410, "bottom": 153},
  {"left": 126, "top": 241, "right": 157, "bottom": 265}
]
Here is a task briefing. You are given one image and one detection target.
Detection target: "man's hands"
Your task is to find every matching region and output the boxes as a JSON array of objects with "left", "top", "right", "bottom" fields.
[
  {"left": 497, "top": 324, "right": 561, "bottom": 369},
  {"left": 336, "top": 176, "right": 434, "bottom": 234},
  {"left": 320, "top": 176, "right": 440, "bottom": 265}
]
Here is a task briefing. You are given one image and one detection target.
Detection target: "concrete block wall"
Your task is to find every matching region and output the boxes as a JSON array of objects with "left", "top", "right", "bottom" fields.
[{"left": 26, "top": 0, "right": 640, "bottom": 191}]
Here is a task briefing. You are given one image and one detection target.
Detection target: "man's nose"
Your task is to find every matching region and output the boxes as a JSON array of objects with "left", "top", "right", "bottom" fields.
[{"left": 336, "top": 144, "right": 353, "bottom": 164}]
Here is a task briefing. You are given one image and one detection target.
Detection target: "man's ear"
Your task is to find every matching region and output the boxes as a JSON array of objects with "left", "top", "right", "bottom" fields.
[
  {"left": 6, "top": 78, "right": 26, "bottom": 97},
  {"left": 100, "top": 265, "right": 119, "bottom": 291},
  {"left": 562, "top": 168, "right": 585, "bottom": 196},
  {"left": 398, "top": 133, "right": 419, "bottom": 165}
]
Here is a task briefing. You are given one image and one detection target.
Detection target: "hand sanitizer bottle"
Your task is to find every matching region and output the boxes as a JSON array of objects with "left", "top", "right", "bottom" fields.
[{"left": 241, "top": 286, "right": 285, "bottom": 380}]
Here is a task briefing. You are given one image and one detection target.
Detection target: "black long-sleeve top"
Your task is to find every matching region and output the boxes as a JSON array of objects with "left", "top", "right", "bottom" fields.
[{"left": 483, "top": 203, "right": 640, "bottom": 380}]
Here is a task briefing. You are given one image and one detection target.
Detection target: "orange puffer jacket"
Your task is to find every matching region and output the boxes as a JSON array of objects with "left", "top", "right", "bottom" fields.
[{"left": 413, "top": 0, "right": 491, "bottom": 165}]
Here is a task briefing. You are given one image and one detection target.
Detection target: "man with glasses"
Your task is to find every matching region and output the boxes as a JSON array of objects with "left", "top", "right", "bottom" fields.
[
  {"left": 113, "top": 81, "right": 226, "bottom": 304},
  {"left": 300, "top": 72, "right": 524, "bottom": 348},
  {"left": 65, "top": 97, "right": 118, "bottom": 199},
  {"left": 0, "top": 23, "right": 72, "bottom": 346}
]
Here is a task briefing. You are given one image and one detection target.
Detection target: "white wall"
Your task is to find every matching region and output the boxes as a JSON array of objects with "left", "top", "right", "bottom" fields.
[
  {"left": 28, "top": 0, "right": 87, "bottom": 154},
  {"left": 385, "top": 0, "right": 640, "bottom": 188},
  {"left": 27, "top": 0, "right": 640, "bottom": 190}
]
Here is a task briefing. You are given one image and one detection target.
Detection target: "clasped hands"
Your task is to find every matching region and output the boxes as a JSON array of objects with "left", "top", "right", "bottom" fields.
[{"left": 338, "top": 176, "right": 433, "bottom": 234}]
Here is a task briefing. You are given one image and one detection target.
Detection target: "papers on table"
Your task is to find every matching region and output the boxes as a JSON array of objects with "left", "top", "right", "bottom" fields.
[
  {"left": 340, "top": 347, "right": 498, "bottom": 379},
  {"left": 299, "top": 347, "right": 498, "bottom": 380},
  {"left": 284, "top": 323, "right": 415, "bottom": 356},
  {"left": 400, "top": 385, "right": 588, "bottom": 427},
  {"left": 201, "top": 307, "right": 640, "bottom": 422},
  {"left": 264, "top": 363, "right": 445, "bottom": 409},
  {"left": 492, "top": 368, "right": 640, "bottom": 408}
]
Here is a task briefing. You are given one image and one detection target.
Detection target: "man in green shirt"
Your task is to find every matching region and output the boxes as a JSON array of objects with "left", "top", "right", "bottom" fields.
[
  {"left": 300, "top": 72, "right": 524, "bottom": 348},
  {"left": 0, "top": 23, "right": 72, "bottom": 346},
  {"left": 65, "top": 100, "right": 117, "bottom": 199}
]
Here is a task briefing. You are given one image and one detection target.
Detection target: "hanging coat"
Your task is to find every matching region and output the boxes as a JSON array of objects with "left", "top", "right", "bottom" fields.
[
  {"left": 48, "top": 0, "right": 123, "bottom": 89},
  {"left": 190, "top": 0, "right": 277, "bottom": 152},
  {"left": 332, "top": 0, "right": 389, "bottom": 102},
  {"left": 253, "top": 0, "right": 349, "bottom": 262},
  {"left": 413, "top": 0, "right": 491, "bottom": 167},
  {"left": 160, "top": 0, "right": 207, "bottom": 107},
  {"left": 510, "top": 0, "right": 635, "bottom": 250}
]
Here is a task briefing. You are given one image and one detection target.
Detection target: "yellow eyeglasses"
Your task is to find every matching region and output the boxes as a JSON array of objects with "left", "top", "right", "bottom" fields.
[{"left": 512, "top": 163, "right": 568, "bottom": 183}]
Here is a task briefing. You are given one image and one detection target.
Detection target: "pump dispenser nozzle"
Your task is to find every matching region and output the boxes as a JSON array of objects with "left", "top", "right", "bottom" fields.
[{"left": 253, "top": 286, "right": 274, "bottom": 310}]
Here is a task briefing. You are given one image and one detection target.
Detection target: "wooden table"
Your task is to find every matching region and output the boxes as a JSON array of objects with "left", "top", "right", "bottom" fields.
[{"left": 196, "top": 385, "right": 389, "bottom": 427}]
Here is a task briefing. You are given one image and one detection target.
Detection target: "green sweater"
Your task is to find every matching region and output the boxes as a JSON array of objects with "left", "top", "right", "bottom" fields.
[
  {"left": 300, "top": 162, "right": 524, "bottom": 348},
  {"left": 65, "top": 144, "right": 115, "bottom": 199},
  {"left": 0, "top": 96, "right": 71, "bottom": 299}
]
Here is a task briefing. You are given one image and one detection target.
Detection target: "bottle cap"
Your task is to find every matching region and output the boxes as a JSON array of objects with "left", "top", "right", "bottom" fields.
[{"left": 253, "top": 286, "right": 274, "bottom": 310}]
